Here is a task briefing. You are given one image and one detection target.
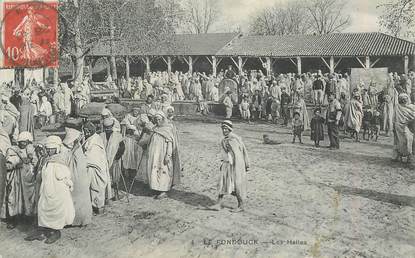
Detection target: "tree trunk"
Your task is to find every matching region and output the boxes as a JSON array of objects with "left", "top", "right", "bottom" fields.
[
  {"left": 14, "top": 68, "right": 24, "bottom": 88},
  {"left": 109, "top": 15, "right": 117, "bottom": 82},
  {"left": 73, "top": 6, "right": 84, "bottom": 87}
]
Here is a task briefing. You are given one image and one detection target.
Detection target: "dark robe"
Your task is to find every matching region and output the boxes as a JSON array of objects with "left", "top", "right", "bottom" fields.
[{"left": 310, "top": 116, "right": 325, "bottom": 141}]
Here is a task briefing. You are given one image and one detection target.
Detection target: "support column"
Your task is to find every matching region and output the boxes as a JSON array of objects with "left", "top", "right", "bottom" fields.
[
  {"left": 212, "top": 56, "right": 217, "bottom": 77},
  {"left": 53, "top": 67, "right": 59, "bottom": 86},
  {"left": 167, "top": 56, "right": 172, "bottom": 73},
  {"left": 266, "top": 57, "right": 271, "bottom": 77},
  {"left": 238, "top": 56, "right": 243, "bottom": 75},
  {"left": 106, "top": 58, "right": 111, "bottom": 79},
  {"left": 42, "top": 67, "right": 47, "bottom": 83},
  {"left": 365, "top": 56, "right": 370, "bottom": 69},
  {"left": 296, "top": 57, "right": 302, "bottom": 75},
  {"left": 125, "top": 56, "right": 130, "bottom": 82},
  {"left": 188, "top": 56, "right": 193, "bottom": 74},
  {"left": 88, "top": 63, "right": 93, "bottom": 81},
  {"left": 404, "top": 55, "right": 409, "bottom": 74},
  {"left": 145, "top": 56, "right": 151, "bottom": 73},
  {"left": 329, "top": 56, "right": 335, "bottom": 74}
]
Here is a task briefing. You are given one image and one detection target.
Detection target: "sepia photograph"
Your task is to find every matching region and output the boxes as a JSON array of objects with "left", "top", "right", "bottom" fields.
[{"left": 0, "top": 0, "right": 414, "bottom": 257}]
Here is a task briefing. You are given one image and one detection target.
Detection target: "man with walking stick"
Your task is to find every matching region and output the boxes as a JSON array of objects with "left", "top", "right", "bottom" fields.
[{"left": 100, "top": 118, "right": 125, "bottom": 202}]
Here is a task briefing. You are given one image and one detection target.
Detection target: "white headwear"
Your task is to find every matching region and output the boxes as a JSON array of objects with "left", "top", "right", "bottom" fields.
[
  {"left": 17, "top": 131, "right": 33, "bottom": 142},
  {"left": 101, "top": 107, "right": 112, "bottom": 117},
  {"left": 63, "top": 127, "right": 81, "bottom": 145},
  {"left": 45, "top": 135, "right": 62, "bottom": 149}
]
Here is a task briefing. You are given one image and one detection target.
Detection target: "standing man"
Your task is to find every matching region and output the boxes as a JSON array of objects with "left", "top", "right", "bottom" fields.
[
  {"left": 147, "top": 111, "right": 175, "bottom": 199},
  {"left": 1, "top": 132, "right": 37, "bottom": 229},
  {"left": 326, "top": 93, "right": 342, "bottom": 149},
  {"left": 223, "top": 91, "right": 233, "bottom": 119},
  {"left": 100, "top": 118, "right": 125, "bottom": 201},
  {"left": 280, "top": 87, "right": 291, "bottom": 126},
  {"left": 121, "top": 107, "right": 141, "bottom": 178},
  {"left": 313, "top": 75, "right": 325, "bottom": 106},
  {"left": 30, "top": 136, "right": 75, "bottom": 244},
  {"left": 83, "top": 122, "right": 110, "bottom": 214},
  {"left": 60, "top": 124, "right": 92, "bottom": 226},
  {"left": 210, "top": 120, "right": 250, "bottom": 212}
]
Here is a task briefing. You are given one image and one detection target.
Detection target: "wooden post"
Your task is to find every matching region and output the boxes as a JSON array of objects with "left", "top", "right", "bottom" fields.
[
  {"left": 145, "top": 56, "right": 151, "bottom": 73},
  {"left": 106, "top": 58, "right": 111, "bottom": 79},
  {"left": 188, "top": 56, "right": 193, "bottom": 74},
  {"left": 365, "top": 56, "right": 370, "bottom": 69},
  {"left": 266, "top": 57, "right": 271, "bottom": 76},
  {"left": 238, "top": 56, "right": 243, "bottom": 75},
  {"left": 125, "top": 56, "right": 130, "bottom": 81},
  {"left": 42, "top": 68, "right": 47, "bottom": 84},
  {"left": 404, "top": 55, "right": 409, "bottom": 74},
  {"left": 329, "top": 56, "right": 335, "bottom": 74},
  {"left": 212, "top": 56, "right": 217, "bottom": 77},
  {"left": 53, "top": 67, "right": 59, "bottom": 86},
  {"left": 296, "top": 57, "right": 302, "bottom": 75},
  {"left": 167, "top": 56, "right": 172, "bottom": 73},
  {"left": 88, "top": 63, "right": 93, "bottom": 81}
]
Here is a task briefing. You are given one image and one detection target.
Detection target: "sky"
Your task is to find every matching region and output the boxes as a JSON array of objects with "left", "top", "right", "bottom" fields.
[{"left": 212, "top": 0, "right": 383, "bottom": 33}]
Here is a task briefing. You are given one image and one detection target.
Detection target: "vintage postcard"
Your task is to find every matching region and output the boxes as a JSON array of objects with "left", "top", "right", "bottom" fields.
[{"left": 0, "top": 0, "right": 413, "bottom": 258}]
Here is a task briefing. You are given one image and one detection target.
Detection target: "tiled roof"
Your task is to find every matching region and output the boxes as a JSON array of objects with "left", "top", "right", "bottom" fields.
[
  {"left": 88, "top": 33, "right": 240, "bottom": 56},
  {"left": 216, "top": 32, "right": 415, "bottom": 57},
  {"left": 88, "top": 32, "right": 415, "bottom": 57}
]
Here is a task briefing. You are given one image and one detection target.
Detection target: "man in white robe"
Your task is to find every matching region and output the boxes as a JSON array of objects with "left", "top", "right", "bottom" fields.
[
  {"left": 83, "top": 122, "right": 110, "bottom": 213},
  {"left": 26, "top": 136, "right": 74, "bottom": 244},
  {"left": 100, "top": 118, "right": 125, "bottom": 201},
  {"left": 120, "top": 108, "right": 141, "bottom": 178}
]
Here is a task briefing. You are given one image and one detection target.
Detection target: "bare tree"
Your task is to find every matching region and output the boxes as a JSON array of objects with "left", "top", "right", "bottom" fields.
[
  {"left": 377, "top": 0, "right": 414, "bottom": 38},
  {"left": 182, "top": 0, "right": 220, "bottom": 34},
  {"left": 249, "top": 1, "right": 312, "bottom": 36},
  {"left": 307, "top": 0, "right": 350, "bottom": 34},
  {"left": 59, "top": 0, "right": 179, "bottom": 85}
]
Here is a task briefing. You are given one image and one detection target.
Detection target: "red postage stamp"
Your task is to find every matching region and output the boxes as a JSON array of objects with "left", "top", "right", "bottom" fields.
[{"left": 1, "top": 0, "right": 58, "bottom": 68}]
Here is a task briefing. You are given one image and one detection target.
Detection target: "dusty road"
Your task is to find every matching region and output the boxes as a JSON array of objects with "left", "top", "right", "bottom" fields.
[{"left": 0, "top": 120, "right": 414, "bottom": 258}]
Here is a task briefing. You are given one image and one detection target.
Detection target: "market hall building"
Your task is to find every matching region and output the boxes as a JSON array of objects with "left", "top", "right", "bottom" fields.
[{"left": 85, "top": 32, "right": 415, "bottom": 81}]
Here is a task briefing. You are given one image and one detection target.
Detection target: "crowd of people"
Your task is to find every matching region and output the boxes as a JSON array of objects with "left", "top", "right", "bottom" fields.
[
  {"left": 0, "top": 65, "right": 414, "bottom": 245},
  {"left": 0, "top": 92, "right": 186, "bottom": 243}
]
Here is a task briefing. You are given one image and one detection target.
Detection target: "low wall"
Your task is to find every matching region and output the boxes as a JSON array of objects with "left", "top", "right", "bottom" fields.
[
  {"left": 120, "top": 99, "right": 227, "bottom": 116},
  {"left": 120, "top": 99, "right": 326, "bottom": 118}
]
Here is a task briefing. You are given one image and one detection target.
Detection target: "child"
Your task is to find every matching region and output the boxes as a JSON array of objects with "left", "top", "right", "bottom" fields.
[
  {"left": 310, "top": 108, "right": 325, "bottom": 147},
  {"left": 362, "top": 109, "right": 372, "bottom": 141},
  {"left": 370, "top": 110, "right": 381, "bottom": 141},
  {"left": 292, "top": 112, "right": 304, "bottom": 144},
  {"left": 239, "top": 96, "right": 251, "bottom": 122}
]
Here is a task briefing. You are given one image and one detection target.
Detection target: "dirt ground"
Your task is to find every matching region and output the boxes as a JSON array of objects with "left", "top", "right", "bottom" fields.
[{"left": 0, "top": 120, "right": 414, "bottom": 258}]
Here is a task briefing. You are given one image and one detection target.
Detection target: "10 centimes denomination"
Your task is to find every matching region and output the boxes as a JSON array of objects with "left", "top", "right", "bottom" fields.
[{"left": 0, "top": 0, "right": 58, "bottom": 68}]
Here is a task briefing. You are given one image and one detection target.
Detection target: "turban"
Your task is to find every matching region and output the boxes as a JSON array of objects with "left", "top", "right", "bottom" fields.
[
  {"left": 398, "top": 93, "right": 410, "bottom": 104},
  {"left": 221, "top": 120, "right": 233, "bottom": 131},
  {"left": 352, "top": 91, "right": 360, "bottom": 97},
  {"left": 148, "top": 108, "right": 157, "bottom": 117},
  {"left": 166, "top": 106, "right": 174, "bottom": 112},
  {"left": 45, "top": 135, "right": 62, "bottom": 149},
  {"left": 17, "top": 131, "right": 33, "bottom": 142},
  {"left": 103, "top": 117, "right": 115, "bottom": 127},
  {"left": 63, "top": 127, "right": 81, "bottom": 145},
  {"left": 154, "top": 110, "right": 166, "bottom": 120},
  {"left": 101, "top": 108, "right": 112, "bottom": 116}
]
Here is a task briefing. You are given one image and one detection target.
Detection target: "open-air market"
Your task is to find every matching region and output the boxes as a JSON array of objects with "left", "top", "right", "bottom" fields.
[{"left": 0, "top": 0, "right": 415, "bottom": 257}]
